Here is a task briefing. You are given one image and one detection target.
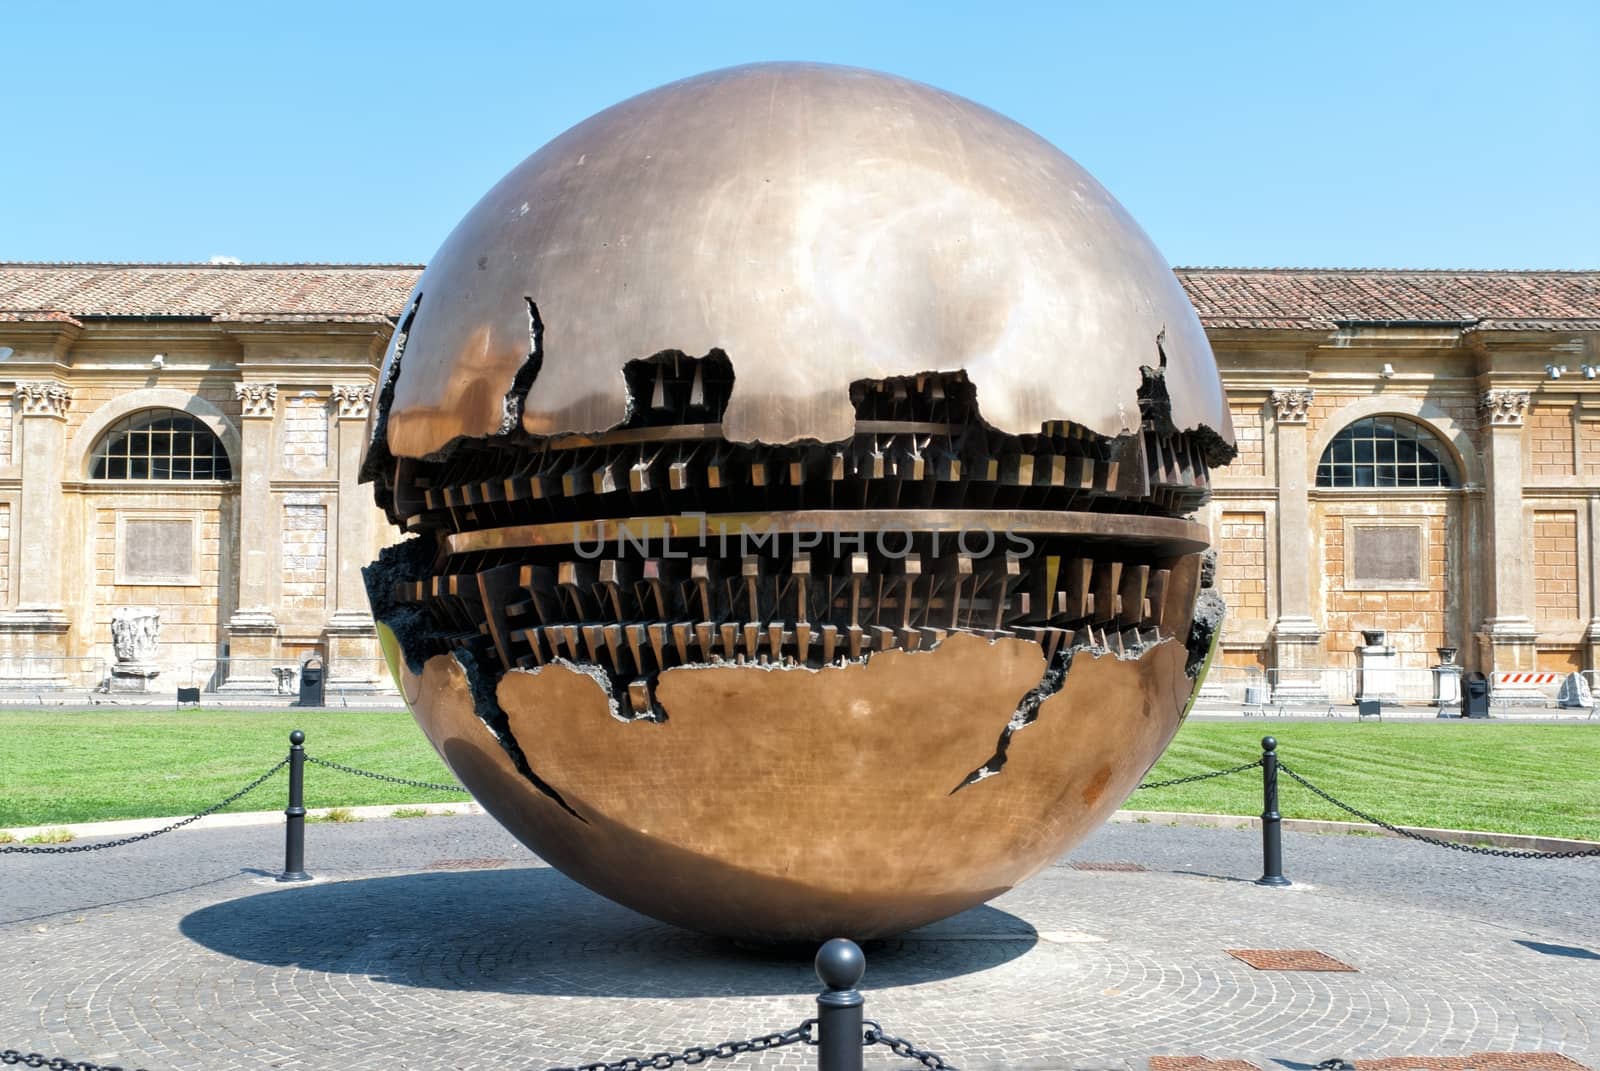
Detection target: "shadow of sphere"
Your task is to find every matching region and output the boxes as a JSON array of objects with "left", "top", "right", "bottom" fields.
[{"left": 180, "top": 867, "right": 1037, "bottom": 997}]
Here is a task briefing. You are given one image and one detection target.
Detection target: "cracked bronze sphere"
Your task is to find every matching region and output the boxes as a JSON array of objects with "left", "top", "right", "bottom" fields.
[{"left": 363, "top": 62, "right": 1234, "bottom": 941}]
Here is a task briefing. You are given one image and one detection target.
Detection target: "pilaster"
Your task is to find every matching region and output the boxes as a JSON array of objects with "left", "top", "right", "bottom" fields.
[
  {"left": 0, "top": 382, "right": 73, "bottom": 667},
  {"left": 1476, "top": 389, "right": 1539, "bottom": 691},
  {"left": 224, "top": 382, "right": 281, "bottom": 688},
  {"left": 325, "top": 383, "right": 386, "bottom": 690},
  {"left": 1588, "top": 496, "right": 1600, "bottom": 673},
  {"left": 1267, "top": 388, "right": 1321, "bottom": 679}
]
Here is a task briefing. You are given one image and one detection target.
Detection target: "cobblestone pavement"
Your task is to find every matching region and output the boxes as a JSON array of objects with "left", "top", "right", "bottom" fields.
[{"left": 4, "top": 816, "right": 1595, "bottom": 1071}]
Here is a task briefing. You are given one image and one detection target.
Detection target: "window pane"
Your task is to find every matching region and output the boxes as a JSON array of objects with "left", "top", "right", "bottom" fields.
[
  {"left": 1317, "top": 416, "right": 1455, "bottom": 489},
  {"left": 90, "top": 409, "right": 230, "bottom": 482}
]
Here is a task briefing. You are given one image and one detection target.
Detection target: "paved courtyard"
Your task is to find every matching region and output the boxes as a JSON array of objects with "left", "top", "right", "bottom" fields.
[{"left": 4, "top": 815, "right": 1595, "bottom": 1071}]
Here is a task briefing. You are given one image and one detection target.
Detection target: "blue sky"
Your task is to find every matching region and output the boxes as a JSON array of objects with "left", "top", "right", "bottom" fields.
[{"left": 3, "top": 0, "right": 1595, "bottom": 269}]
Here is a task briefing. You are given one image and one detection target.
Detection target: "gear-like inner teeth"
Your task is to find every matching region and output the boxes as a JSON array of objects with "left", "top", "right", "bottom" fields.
[{"left": 366, "top": 352, "right": 1228, "bottom": 723}]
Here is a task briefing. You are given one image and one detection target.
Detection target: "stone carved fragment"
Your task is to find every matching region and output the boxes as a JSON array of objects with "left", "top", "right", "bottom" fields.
[
  {"left": 331, "top": 384, "right": 374, "bottom": 420},
  {"left": 235, "top": 382, "right": 278, "bottom": 419},
  {"left": 15, "top": 381, "right": 71, "bottom": 418},
  {"left": 1479, "top": 389, "right": 1531, "bottom": 427},
  {"left": 1270, "top": 388, "right": 1313, "bottom": 424}
]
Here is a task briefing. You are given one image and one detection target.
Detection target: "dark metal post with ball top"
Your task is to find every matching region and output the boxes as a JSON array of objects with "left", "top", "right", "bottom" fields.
[
  {"left": 815, "top": 938, "right": 865, "bottom": 1071},
  {"left": 1257, "top": 736, "right": 1290, "bottom": 887},
  {"left": 277, "top": 730, "right": 311, "bottom": 883}
]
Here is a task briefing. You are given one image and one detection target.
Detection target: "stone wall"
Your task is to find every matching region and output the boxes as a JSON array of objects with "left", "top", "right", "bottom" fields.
[
  {"left": 281, "top": 392, "right": 329, "bottom": 472},
  {"left": 0, "top": 503, "right": 10, "bottom": 607},
  {"left": 281, "top": 502, "right": 328, "bottom": 610},
  {"left": 1531, "top": 509, "right": 1580, "bottom": 622},
  {"left": 1217, "top": 511, "right": 1267, "bottom": 619},
  {"left": 1583, "top": 417, "right": 1600, "bottom": 479},
  {"left": 1526, "top": 405, "right": 1575, "bottom": 480},
  {"left": 1319, "top": 505, "right": 1451, "bottom": 670},
  {"left": 1228, "top": 402, "right": 1265, "bottom": 476},
  {"left": 0, "top": 397, "right": 13, "bottom": 466},
  {"left": 90, "top": 501, "right": 225, "bottom": 679}
]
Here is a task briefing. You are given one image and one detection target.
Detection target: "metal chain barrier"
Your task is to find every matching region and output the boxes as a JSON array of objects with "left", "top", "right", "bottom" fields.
[
  {"left": 1278, "top": 762, "right": 1600, "bottom": 859},
  {"left": 1135, "top": 759, "right": 1262, "bottom": 791},
  {"left": 544, "top": 1019, "right": 817, "bottom": 1071},
  {"left": 0, "top": 759, "right": 288, "bottom": 855},
  {"left": 303, "top": 754, "right": 464, "bottom": 794},
  {"left": 543, "top": 1018, "right": 962, "bottom": 1071},
  {"left": 3, "top": 1049, "right": 145, "bottom": 1071},
  {"left": 864, "top": 1020, "right": 959, "bottom": 1070}
]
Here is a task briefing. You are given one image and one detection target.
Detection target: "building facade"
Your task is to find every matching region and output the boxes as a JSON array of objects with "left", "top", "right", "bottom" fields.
[
  {"left": 0, "top": 263, "right": 1595, "bottom": 693},
  {"left": 0, "top": 264, "right": 416, "bottom": 691}
]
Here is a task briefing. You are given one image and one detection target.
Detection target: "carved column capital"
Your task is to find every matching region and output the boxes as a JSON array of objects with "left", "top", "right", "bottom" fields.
[
  {"left": 235, "top": 382, "right": 279, "bottom": 419},
  {"left": 1269, "top": 388, "right": 1313, "bottom": 425},
  {"left": 330, "top": 383, "right": 374, "bottom": 420},
  {"left": 14, "top": 381, "right": 72, "bottom": 419},
  {"left": 1479, "top": 389, "right": 1531, "bottom": 427}
]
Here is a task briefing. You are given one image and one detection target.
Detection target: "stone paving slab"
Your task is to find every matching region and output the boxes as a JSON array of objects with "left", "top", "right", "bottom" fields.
[{"left": 3, "top": 816, "right": 1595, "bottom": 1071}]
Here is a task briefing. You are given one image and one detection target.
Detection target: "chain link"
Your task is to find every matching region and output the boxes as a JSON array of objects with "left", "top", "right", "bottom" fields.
[
  {"left": 303, "top": 754, "right": 464, "bottom": 794},
  {"left": 0, "top": 759, "right": 288, "bottom": 855},
  {"left": 1134, "top": 759, "right": 1262, "bottom": 791},
  {"left": 544, "top": 1019, "right": 817, "bottom": 1071},
  {"left": 1278, "top": 762, "right": 1600, "bottom": 859},
  {"left": 864, "top": 1021, "right": 960, "bottom": 1070},
  {"left": 2, "top": 1049, "right": 144, "bottom": 1071}
]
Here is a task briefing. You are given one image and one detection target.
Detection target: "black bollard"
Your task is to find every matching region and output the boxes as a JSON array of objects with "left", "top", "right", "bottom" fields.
[
  {"left": 815, "top": 938, "right": 865, "bottom": 1071},
  {"left": 277, "top": 729, "right": 312, "bottom": 883},
  {"left": 1256, "top": 736, "right": 1290, "bottom": 887}
]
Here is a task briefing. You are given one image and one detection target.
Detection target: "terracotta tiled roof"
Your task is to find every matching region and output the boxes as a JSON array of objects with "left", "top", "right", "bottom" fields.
[
  {"left": 0, "top": 263, "right": 1596, "bottom": 333},
  {"left": 0, "top": 263, "right": 423, "bottom": 326},
  {"left": 1174, "top": 267, "right": 1600, "bottom": 331}
]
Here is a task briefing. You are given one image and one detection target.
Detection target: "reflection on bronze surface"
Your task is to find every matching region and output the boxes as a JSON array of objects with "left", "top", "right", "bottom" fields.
[
  {"left": 364, "top": 62, "right": 1233, "bottom": 941},
  {"left": 364, "top": 63, "right": 1231, "bottom": 465},
  {"left": 403, "top": 633, "right": 1193, "bottom": 941}
]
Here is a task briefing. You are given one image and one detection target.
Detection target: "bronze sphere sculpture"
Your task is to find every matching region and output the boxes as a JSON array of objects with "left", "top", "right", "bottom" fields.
[{"left": 362, "top": 62, "right": 1234, "bottom": 941}]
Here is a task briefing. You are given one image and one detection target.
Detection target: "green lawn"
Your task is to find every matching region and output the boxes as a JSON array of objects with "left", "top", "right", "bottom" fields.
[
  {"left": 1135, "top": 720, "right": 1600, "bottom": 841},
  {"left": 0, "top": 710, "right": 466, "bottom": 827},
  {"left": 2, "top": 711, "right": 1597, "bottom": 841}
]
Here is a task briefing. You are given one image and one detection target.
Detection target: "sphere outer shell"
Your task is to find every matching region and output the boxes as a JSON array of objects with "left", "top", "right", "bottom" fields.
[
  {"left": 398, "top": 630, "right": 1197, "bottom": 942},
  {"left": 372, "top": 62, "right": 1233, "bottom": 462}
]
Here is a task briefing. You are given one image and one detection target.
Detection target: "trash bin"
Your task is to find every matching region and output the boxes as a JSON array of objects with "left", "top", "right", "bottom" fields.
[
  {"left": 298, "top": 655, "right": 325, "bottom": 707},
  {"left": 1464, "top": 672, "right": 1490, "bottom": 718}
]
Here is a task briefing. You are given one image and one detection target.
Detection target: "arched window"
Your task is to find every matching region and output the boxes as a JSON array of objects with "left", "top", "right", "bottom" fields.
[
  {"left": 1316, "top": 416, "right": 1454, "bottom": 489},
  {"left": 90, "top": 410, "right": 233, "bottom": 481}
]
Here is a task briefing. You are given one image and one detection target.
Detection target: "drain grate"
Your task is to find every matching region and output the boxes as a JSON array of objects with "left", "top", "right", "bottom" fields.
[
  {"left": 1069, "top": 861, "right": 1147, "bottom": 872},
  {"left": 425, "top": 857, "right": 510, "bottom": 871},
  {"left": 1225, "top": 948, "right": 1357, "bottom": 972},
  {"left": 1153, "top": 1058, "right": 1588, "bottom": 1071},
  {"left": 1353, "top": 1056, "right": 1589, "bottom": 1070}
]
